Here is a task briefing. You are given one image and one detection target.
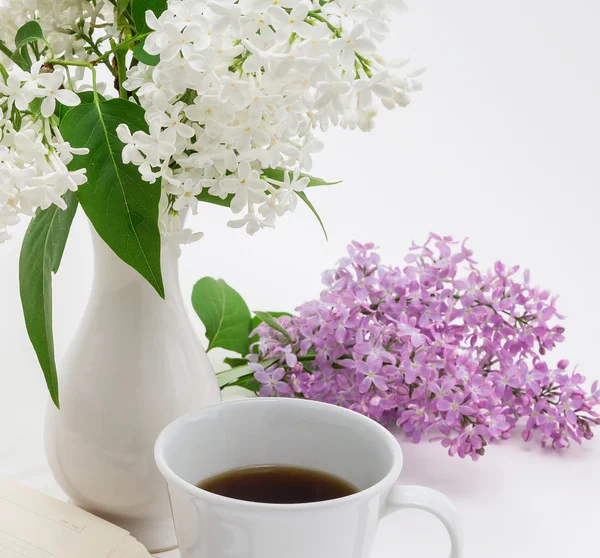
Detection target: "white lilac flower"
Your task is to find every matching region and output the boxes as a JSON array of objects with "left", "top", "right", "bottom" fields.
[
  {"left": 0, "top": 0, "right": 115, "bottom": 57},
  {"left": 0, "top": 65, "right": 87, "bottom": 242},
  {"left": 0, "top": 0, "right": 421, "bottom": 243},
  {"left": 0, "top": 74, "right": 37, "bottom": 111},
  {"left": 116, "top": 0, "right": 421, "bottom": 238},
  {"left": 36, "top": 71, "right": 80, "bottom": 118}
]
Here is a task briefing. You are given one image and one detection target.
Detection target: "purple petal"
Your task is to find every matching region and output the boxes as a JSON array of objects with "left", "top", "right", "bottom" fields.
[
  {"left": 254, "top": 371, "right": 271, "bottom": 384},
  {"left": 272, "top": 368, "right": 286, "bottom": 381},
  {"left": 285, "top": 353, "right": 298, "bottom": 367},
  {"left": 437, "top": 399, "right": 452, "bottom": 412},
  {"left": 354, "top": 342, "right": 372, "bottom": 355},
  {"left": 275, "top": 382, "right": 292, "bottom": 395},
  {"left": 373, "top": 376, "right": 388, "bottom": 391},
  {"left": 359, "top": 377, "right": 372, "bottom": 394},
  {"left": 259, "top": 384, "right": 274, "bottom": 397}
]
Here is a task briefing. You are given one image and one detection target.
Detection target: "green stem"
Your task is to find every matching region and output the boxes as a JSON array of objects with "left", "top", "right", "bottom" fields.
[
  {"left": 64, "top": 66, "right": 75, "bottom": 91},
  {"left": 111, "top": 39, "right": 128, "bottom": 99},
  {"left": 297, "top": 354, "right": 317, "bottom": 362},
  {"left": 48, "top": 58, "right": 100, "bottom": 105},
  {"left": 81, "top": 34, "right": 115, "bottom": 75},
  {"left": 95, "top": 32, "right": 151, "bottom": 63},
  {"left": 307, "top": 11, "right": 340, "bottom": 36},
  {"left": 49, "top": 59, "right": 94, "bottom": 70},
  {"left": 0, "top": 40, "right": 13, "bottom": 59},
  {"left": 355, "top": 52, "right": 373, "bottom": 78}
]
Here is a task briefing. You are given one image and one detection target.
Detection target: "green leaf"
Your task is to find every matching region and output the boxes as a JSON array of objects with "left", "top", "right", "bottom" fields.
[
  {"left": 15, "top": 21, "right": 45, "bottom": 50},
  {"left": 217, "top": 359, "right": 277, "bottom": 391},
  {"left": 250, "top": 311, "right": 292, "bottom": 347},
  {"left": 132, "top": 0, "right": 167, "bottom": 34},
  {"left": 251, "top": 311, "right": 292, "bottom": 330},
  {"left": 117, "top": 0, "right": 130, "bottom": 15},
  {"left": 60, "top": 98, "right": 164, "bottom": 297},
  {"left": 195, "top": 190, "right": 234, "bottom": 208},
  {"left": 192, "top": 277, "right": 253, "bottom": 354},
  {"left": 19, "top": 192, "right": 79, "bottom": 408},
  {"left": 57, "top": 91, "right": 100, "bottom": 121},
  {"left": 133, "top": 43, "right": 160, "bottom": 66},
  {"left": 11, "top": 104, "right": 22, "bottom": 131},
  {"left": 195, "top": 171, "right": 331, "bottom": 240},
  {"left": 11, "top": 47, "right": 32, "bottom": 71},
  {"left": 216, "top": 365, "right": 254, "bottom": 389},
  {"left": 195, "top": 169, "right": 339, "bottom": 211},
  {"left": 130, "top": 0, "right": 166, "bottom": 66},
  {"left": 253, "top": 311, "right": 293, "bottom": 343},
  {"left": 223, "top": 357, "right": 250, "bottom": 368},
  {"left": 261, "top": 168, "right": 333, "bottom": 239},
  {"left": 261, "top": 167, "right": 341, "bottom": 188},
  {"left": 233, "top": 377, "right": 261, "bottom": 393},
  {"left": 11, "top": 21, "right": 50, "bottom": 70},
  {"left": 297, "top": 191, "right": 328, "bottom": 240},
  {"left": 226, "top": 375, "right": 261, "bottom": 393},
  {"left": 267, "top": 311, "right": 293, "bottom": 318}
]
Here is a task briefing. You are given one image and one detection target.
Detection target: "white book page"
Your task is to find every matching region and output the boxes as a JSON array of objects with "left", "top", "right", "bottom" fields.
[{"left": 0, "top": 478, "right": 149, "bottom": 558}]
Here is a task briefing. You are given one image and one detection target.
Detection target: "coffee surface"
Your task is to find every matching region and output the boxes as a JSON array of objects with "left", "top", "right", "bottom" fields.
[{"left": 197, "top": 465, "right": 358, "bottom": 504}]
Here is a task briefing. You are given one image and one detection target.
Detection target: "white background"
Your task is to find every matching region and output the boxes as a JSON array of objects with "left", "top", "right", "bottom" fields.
[{"left": 1, "top": 0, "right": 599, "bottom": 556}]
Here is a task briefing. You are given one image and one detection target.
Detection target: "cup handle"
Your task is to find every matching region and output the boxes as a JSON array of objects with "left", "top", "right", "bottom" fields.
[{"left": 382, "top": 485, "right": 464, "bottom": 558}]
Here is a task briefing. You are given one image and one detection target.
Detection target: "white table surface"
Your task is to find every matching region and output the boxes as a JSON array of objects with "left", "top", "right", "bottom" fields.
[{"left": 1, "top": 368, "right": 598, "bottom": 558}]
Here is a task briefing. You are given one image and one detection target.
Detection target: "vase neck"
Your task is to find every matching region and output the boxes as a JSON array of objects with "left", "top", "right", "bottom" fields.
[{"left": 90, "top": 225, "right": 180, "bottom": 298}]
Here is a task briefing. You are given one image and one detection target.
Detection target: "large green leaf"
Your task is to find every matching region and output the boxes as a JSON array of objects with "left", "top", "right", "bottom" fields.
[
  {"left": 192, "top": 278, "right": 253, "bottom": 354},
  {"left": 60, "top": 98, "right": 164, "bottom": 298},
  {"left": 132, "top": 0, "right": 167, "bottom": 34},
  {"left": 19, "top": 192, "right": 79, "bottom": 408},
  {"left": 57, "top": 91, "right": 99, "bottom": 121}
]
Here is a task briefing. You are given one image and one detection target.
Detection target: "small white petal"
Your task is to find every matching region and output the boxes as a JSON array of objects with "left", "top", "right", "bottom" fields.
[
  {"left": 55, "top": 89, "right": 80, "bottom": 107},
  {"left": 41, "top": 95, "right": 56, "bottom": 118}
]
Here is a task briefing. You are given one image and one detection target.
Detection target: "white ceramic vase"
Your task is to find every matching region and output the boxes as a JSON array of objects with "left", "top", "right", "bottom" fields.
[{"left": 45, "top": 226, "right": 222, "bottom": 553}]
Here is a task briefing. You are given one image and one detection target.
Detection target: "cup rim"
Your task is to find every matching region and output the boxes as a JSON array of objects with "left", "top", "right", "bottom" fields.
[{"left": 154, "top": 398, "right": 403, "bottom": 510}]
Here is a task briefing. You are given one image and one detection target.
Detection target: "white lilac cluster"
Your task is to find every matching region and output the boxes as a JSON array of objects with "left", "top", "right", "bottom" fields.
[
  {"left": 0, "top": 0, "right": 117, "bottom": 242},
  {"left": 0, "top": 63, "right": 86, "bottom": 242},
  {"left": 0, "top": 0, "right": 115, "bottom": 62},
  {"left": 118, "top": 0, "right": 422, "bottom": 235}
]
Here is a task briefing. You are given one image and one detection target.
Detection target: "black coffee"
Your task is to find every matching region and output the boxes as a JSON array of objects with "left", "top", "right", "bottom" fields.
[{"left": 197, "top": 465, "right": 358, "bottom": 504}]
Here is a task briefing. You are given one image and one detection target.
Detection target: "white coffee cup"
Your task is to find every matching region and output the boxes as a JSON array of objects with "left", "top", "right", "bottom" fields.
[{"left": 155, "top": 398, "right": 463, "bottom": 558}]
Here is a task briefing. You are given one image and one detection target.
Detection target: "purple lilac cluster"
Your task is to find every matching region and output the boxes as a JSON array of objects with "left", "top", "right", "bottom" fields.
[{"left": 249, "top": 235, "right": 600, "bottom": 459}]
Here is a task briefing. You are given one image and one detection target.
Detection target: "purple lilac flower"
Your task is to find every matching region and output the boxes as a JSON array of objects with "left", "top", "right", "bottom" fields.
[
  {"left": 246, "top": 235, "right": 600, "bottom": 460},
  {"left": 437, "top": 392, "right": 474, "bottom": 424},
  {"left": 253, "top": 366, "right": 291, "bottom": 397}
]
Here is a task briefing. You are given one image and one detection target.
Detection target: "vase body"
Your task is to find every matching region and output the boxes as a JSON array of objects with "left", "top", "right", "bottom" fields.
[{"left": 45, "top": 226, "right": 222, "bottom": 552}]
